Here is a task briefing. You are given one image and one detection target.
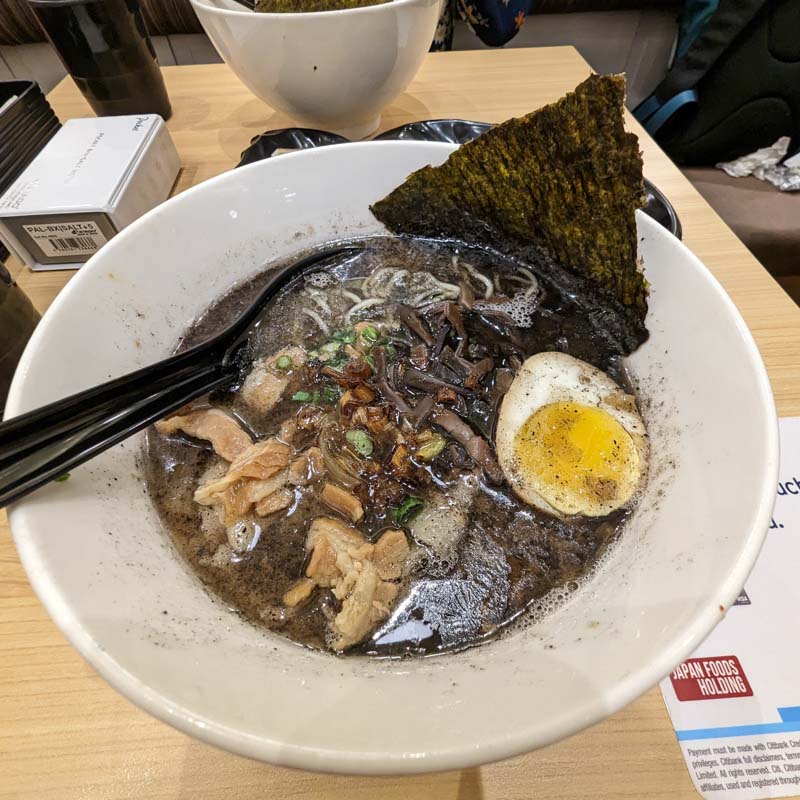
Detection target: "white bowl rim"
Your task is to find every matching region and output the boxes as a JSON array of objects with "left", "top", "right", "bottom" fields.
[
  {"left": 7, "top": 141, "right": 780, "bottom": 774},
  {"left": 189, "top": 0, "right": 428, "bottom": 21}
]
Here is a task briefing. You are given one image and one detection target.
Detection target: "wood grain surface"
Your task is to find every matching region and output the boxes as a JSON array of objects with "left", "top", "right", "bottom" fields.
[{"left": 2, "top": 47, "right": 799, "bottom": 800}]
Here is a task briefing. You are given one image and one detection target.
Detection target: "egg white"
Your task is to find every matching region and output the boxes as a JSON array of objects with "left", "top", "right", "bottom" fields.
[{"left": 495, "top": 352, "right": 649, "bottom": 518}]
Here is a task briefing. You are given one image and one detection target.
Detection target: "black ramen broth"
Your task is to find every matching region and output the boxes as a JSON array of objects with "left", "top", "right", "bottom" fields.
[{"left": 144, "top": 236, "right": 642, "bottom": 656}]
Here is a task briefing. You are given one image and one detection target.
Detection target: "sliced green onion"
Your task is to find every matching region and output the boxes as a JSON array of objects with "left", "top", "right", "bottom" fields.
[
  {"left": 321, "top": 341, "right": 341, "bottom": 354},
  {"left": 364, "top": 353, "right": 376, "bottom": 372},
  {"left": 346, "top": 429, "right": 374, "bottom": 457},
  {"left": 327, "top": 355, "right": 348, "bottom": 370},
  {"left": 360, "top": 325, "right": 379, "bottom": 342},
  {"left": 415, "top": 434, "right": 446, "bottom": 461},
  {"left": 311, "top": 391, "right": 321, "bottom": 404},
  {"left": 384, "top": 344, "right": 398, "bottom": 361},
  {"left": 292, "top": 391, "right": 311, "bottom": 402},
  {"left": 391, "top": 496, "right": 424, "bottom": 525},
  {"left": 275, "top": 354, "right": 293, "bottom": 370},
  {"left": 54, "top": 472, "right": 71, "bottom": 483},
  {"left": 321, "top": 387, "right": 341, "bottom": 403},
  {"left": 332, "top": 327, "right": 356, "bottom": 344}
]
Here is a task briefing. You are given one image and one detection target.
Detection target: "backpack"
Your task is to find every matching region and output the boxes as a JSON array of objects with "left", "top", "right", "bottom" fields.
[{"left": 634, "top": 0, "right": 800, "bottom": 165}]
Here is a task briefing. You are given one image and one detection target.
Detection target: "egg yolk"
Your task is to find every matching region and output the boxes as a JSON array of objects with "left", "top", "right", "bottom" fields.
[{"left": 513, "top": 401, "right": 640, "bottom": 516}]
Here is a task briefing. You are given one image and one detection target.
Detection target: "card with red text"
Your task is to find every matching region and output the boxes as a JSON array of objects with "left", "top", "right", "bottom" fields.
[{"left": 660, "top": 417, "right": 800, "bottom": 800}]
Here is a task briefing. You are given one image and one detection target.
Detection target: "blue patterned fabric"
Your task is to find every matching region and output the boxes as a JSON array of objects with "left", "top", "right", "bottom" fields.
[
  {"left": 458, "top": 0, "right": 535, "bottom": 45},
  {"left": 430, "top": 0, "right": 536, "bottom": 50}
]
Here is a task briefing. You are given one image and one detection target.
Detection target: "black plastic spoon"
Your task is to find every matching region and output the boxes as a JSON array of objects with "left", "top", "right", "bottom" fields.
[{"left": 0, "top": 244, "right": 362, "bottom": 508}]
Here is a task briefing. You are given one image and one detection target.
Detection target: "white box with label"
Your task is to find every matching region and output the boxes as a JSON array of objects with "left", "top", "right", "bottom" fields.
[{"left": 0, "top": 114, "right": 180, "bottom": 270}]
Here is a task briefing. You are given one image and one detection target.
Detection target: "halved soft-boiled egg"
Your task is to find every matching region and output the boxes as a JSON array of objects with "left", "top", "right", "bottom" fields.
[{"left": 496, "top": 352, "right": 648, "bottom": 519}]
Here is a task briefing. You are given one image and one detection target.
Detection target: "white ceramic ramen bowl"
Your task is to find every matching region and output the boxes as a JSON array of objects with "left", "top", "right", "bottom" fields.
[
  {"left": 7, "top": 142, "right": 778, "bottom": 775},
  {"left": 190, "top": 0, "right": 441, "bottom": 139}
]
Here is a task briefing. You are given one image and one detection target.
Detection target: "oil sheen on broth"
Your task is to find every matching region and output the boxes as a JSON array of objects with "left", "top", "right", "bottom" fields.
[{"left": 144, "top": 236, "right": 646, "bottom": 656}]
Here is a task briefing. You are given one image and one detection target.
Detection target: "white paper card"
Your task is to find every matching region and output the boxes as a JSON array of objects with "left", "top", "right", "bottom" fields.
[{"left": 660, "top": 416, "right": 800, "bottom": 800}]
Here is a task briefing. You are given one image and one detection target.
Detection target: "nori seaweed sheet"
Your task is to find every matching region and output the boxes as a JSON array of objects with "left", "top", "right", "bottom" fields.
[
  {"left": 255, "top": 0, "right": 388, "bottom": 10},
  {"left": 370, "top": 74, "right": 649, "bottom": 339}
]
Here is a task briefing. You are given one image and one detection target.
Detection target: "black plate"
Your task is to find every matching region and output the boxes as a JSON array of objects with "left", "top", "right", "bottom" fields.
[
  {"left": 239, "top": 120, "right": 682, "bottom": 239},
  {"left": 238, "top": 128, "right": 350, "bottom": 167}
]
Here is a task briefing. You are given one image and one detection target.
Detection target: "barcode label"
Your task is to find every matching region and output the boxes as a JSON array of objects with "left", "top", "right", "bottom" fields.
[
  {"left": 23, "top": 220, "right": 108, "bottom": 258},
  {"left": 47, "top": 235, "right": 99, "bottom": 252}
]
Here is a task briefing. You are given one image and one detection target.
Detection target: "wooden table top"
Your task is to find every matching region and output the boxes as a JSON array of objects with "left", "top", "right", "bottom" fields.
[{"left": 2, "top": 47, "right": 799, "bottom": 800}]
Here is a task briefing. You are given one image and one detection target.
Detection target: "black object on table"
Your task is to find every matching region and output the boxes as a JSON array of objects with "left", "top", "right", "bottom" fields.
[
  {"left": 239, "top": 120, "right": 683, "bottom": 240},
  {"left": 0, "top": 81, "right": 61, "bottom": 192},
  {"left": 0, "top": 79, "right": 60, "bottom": 349},
  {"left": 0, "top": 265, "right": 39, "bottom": 418},
  {"left": 27, "top": 0, "right": 172, "bottom": 120}
]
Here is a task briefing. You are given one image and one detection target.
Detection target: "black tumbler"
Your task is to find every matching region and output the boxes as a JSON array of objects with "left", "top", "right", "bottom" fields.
[
  {"left": 0, "top": 265, "right": 39, "bottom": 417},
  {"left": 28, "top": 0, "right": 172, "bottom": 120}
]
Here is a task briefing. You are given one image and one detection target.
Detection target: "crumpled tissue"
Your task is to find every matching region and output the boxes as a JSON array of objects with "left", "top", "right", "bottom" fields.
[{"left": 717, "top": 137, "right": 800, "bottom": 192}]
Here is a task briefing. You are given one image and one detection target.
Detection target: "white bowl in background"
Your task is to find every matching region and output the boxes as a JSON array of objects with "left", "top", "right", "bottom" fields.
[
  {"left": 190, "top": 0, "right": 441, "bottom": 139},
  {"left": 7, "top": 142, "right": 778, "bottom": 774}
]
